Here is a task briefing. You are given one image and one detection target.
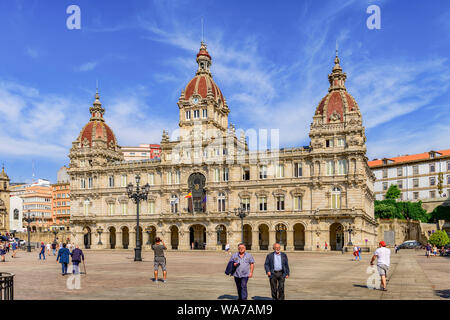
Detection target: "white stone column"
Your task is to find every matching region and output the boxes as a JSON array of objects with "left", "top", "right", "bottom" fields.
[
  {"left": 269, "top": 230, "right": 276, "bottom": 248},
  {"left": 251, "top": 230, "right": 259, "bottom": 251},
  {"left": 178, "top": 229, "right": 190, "bottom": 250},
  {"left": 286, "top": 230, "right": 294, "bottom": 251},
  {"left": 116, "top": 231, "right": 123, "bottom": 249}
]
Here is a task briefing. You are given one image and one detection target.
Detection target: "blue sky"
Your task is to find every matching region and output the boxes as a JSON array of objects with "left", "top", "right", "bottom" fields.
[{"left": 0, "top": 0, "right": 449, "bottom": 183}]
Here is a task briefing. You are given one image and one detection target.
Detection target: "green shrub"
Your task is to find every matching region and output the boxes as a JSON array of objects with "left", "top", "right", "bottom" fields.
[{"left": 428, "top": 230, "right": 450, "bottom": 247}]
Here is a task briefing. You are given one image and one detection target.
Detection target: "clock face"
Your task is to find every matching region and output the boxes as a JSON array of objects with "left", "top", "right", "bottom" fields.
[{"left": 192, "top": 97, "right": 199, "bottom": 105}]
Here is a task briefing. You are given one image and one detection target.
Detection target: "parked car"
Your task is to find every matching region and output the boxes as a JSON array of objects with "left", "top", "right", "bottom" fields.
[{"left": 398, "top": 240, "right": 422, "bottom": 249}]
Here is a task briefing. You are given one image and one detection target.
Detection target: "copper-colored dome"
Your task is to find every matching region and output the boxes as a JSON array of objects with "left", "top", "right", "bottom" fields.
[
  {"left": 79, "top": 121, "right": 117, "bottom": 148},
  {"left": 183, "top": 74, "right": 225, "bottom": 105}
]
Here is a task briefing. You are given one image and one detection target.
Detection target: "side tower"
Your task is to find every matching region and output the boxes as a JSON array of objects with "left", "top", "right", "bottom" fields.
[
  {"left": 0, "top": 166, "right": 10, "bottom": 233},
  {"left": 309, "top": 52, "right": 377, "bottom": 249}
]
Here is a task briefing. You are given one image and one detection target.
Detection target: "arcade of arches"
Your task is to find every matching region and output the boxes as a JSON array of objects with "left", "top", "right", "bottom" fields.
[{"left": 73, "top": 219, "right": 374, "bottom": 251}]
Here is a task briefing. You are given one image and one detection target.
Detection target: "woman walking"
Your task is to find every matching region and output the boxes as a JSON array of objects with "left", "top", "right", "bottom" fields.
[
  {"left": 70, "top": 245, "right": 84, "bottom": 275},
  {"left": 0, "top": 242, "right": 6, "bottom": 262},
  {"left": 56, "top": 243, "right": 70, "bottom": 275}
]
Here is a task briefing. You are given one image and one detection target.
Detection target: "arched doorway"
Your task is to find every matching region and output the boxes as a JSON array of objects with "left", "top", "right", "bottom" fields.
[
  {"left": 216, "top": 225, "right": 227, "bottom": 249},
  {"left": 170, "top": 226, "right": 179, "bottom": 250},
  {"left": 275, "top": 223, "right": 287, "bottom": 250},
  {"left": 109, "top": 227, "right": 116, "bottom": 249},
  {"left": 258, "top": 224, "right": 269, "bottom": 250},
  {"left": 293, "top": 223, "right": 305, "bottom": 250},
  {"left": 83, "top": 227, "right": 91, "bottom": 249},
  {"left": 243, "top": 224, "right": 252, "bottom": 250},
  {"left": 122, "top": 226, "right": 129, "bottom": 249},
  {"left": 330, "top": 223, "right": 344, "bottom": 251},
  {"left": 189, "top": 224, "right": 206, "bottom": 249},
  {"left": 146, "top": 226, "right": 156, "bottom": 245}
]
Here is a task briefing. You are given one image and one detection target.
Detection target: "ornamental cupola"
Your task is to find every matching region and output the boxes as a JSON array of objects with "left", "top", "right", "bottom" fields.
[
  {"left": 177, "top": 42, "right": 230, "bottom": 139},
  {"left": 310, "top": 51, "right": 366, "bottom": 154},
  {"left": 69, "top": 89, "right": 124, "bottom": 168}
]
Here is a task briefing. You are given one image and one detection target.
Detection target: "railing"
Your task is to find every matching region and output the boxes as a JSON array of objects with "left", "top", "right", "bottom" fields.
[{"left": 0, "top": 273, "right": 14, "bottom": 300}]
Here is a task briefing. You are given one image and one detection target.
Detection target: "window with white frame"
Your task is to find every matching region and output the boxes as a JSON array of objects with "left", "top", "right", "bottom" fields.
[
  {"left": 259, "top": 196, "right": 267, "bottom": 211},
  {"left": 214, "top": 168, "right": 220, "bottom": 182},
  {"left": 108, "top": 176, "right": 115, "bottom": 188},
  {"left": 413, "top": 165, "right": 419, "bottom": 175},
  {"left": 337, "top": 137, "right": 345, "bottom": 147},
  {"left": 382, "top": 169, "right": 388, "bottom": 178},
  {"left": 148, "top": 200, "right": 155, "bottom": 214},
  {"left": 337, "top": 160, "right": 347, "bottom": 175},
  {"left": 331, "top": 187, "right": 341, "bottom": 209},
  {"left": 276, "top": 196, "right": 285, "bottom": 211},
  {"left": 185, "top": 111, "right": 191, "bottom": 120},
  {"left": 122, "top": 203, "right": 127, "bottom": 215},
  {"left": 241, "top": 198, "right": 250, "bottom": 211},
  {"left": 202, "top": 109, "right": 207, "bottom": 118},
  {"left": 397, "top": 167, "right": 403, "bottom": 176},
  {"left": 326, "top": 139, "right": 334, "bottom": 148},
  {"left": 223, "top": 168, "right": 229, "bottom": 182},
  {"left": 397, "top": 180, "right": 403, "bottom": 189},
  {"left": 193, "top": 110, "right": 200, "bottom": 119},
  {"left": 218, "top": 193, "right": 226, "bottom": 212},
  {"left": 121, "top": 175, "right": 127, "bottom": 187},
  {"left": 170, "top": 195, "right": 178, "bottom": 213},
  {"left": 80, "top": 178, "right": 86, "bottom": 189},
  {"left": 413, "top": 179, "right": 419, "bottom": 188},
  {"left": 430, "top": 163, "right": 435, "bottom": 173},
  {"left": 88, "top": 177, "right": 93, "bottom": 189},
  {"left": 83, "top": 202, "right": 89, "bottom": 215},
  {"left": 259, "top": 165, "right": 267, "bottom": 179},
  {"left": 148, "top": 173, "right": 155, "bottom": 185},
  {"left": 447, "top": 175, "right": 450, "bottom": 184},
  {"left": 326, "top": 161, "right": 335, "bottom": 176},
  {"left": 108, "top": 203, "right": 114, "bottom": 216},
  {"left": 430, "top": 177, "right": 436, "bottom": 186},
  {"left": 276, "top": 164, "right": 284, "bottom": 178},
  {"left": 383, "top": 182, "right": 388, "bottom": 190},
  {"left": 294, "top": 163, "right": 302, "bottom": 177},
  {"left": 430, "top": 191, "right": 436, "bottom": 198},
  {"left": 167, "top": 172, "right": 172, "bottom": 185},
  {"left": 175, "top": 170, "right": 180, "bottom": 184},
  {"left": 293, "top": 196, "right": 302, "bottom": 210}
]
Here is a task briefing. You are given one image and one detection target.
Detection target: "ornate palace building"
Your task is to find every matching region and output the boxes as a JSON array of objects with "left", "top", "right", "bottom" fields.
[
  {"left": 0, "top": 166, "right": 10, "bottom": 234},
  {"left": 68, "top": 43, "right": 377, "bottom": 251}
]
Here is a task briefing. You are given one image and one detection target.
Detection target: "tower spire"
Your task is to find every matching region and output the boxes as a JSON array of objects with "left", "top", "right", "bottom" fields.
[
  {"left": 90, "top": 86, "right": 105, "bottom": 121},
  {"left": 196, "top": 41, "right": 212, "bottom": 75},
  {"left": 328, "top": 48, "right": 346, "bottom": 91}
]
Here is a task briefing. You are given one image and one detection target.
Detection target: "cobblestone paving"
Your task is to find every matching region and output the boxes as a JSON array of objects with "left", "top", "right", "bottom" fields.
[{"left": 1, "top": 248, "right": 447, "bottom": 300}]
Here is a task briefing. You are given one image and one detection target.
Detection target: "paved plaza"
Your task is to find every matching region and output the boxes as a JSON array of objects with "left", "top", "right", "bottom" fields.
[{"left": 2, "top": 248, "right": 449, "bottom": 300}]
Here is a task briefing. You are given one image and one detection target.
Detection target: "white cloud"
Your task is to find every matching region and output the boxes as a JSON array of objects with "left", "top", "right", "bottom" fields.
[
  {"left": 26, "top": 47, "right": 39, "bottom": 59},
  {"left": 75, "top": 61, "right": 98, "bottom": 72}
]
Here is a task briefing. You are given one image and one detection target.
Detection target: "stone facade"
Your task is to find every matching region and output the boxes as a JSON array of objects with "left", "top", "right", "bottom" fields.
[
  {"left": 68, "top": 44, "right": 378, "bottom": 251},
  {"left": 0, "top": 166, "right": 10, "bottom": 233}
]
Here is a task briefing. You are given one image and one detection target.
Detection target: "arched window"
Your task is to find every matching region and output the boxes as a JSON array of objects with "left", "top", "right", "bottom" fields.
[
  {"left": 331, "top": 187, "right": 341, "bottom": 209},
  {"left": 171, "top": 195, "right": 178, "bottom": 213},
  {"left": 218, "top": 193, "right": 226, "bottom": 212}
]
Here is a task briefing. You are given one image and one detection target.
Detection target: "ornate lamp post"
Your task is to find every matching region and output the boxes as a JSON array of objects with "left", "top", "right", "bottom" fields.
[
  {"left": 276, "top": 224, "right": 287, "bottom": 249},
  {"left": 216, "top": 225, "right": 224, "bottom": 245},
  {"left": 145, "top": 227, "right": 152, "bottom": 245},
  {"left": 97, "top": 227, "right": 103, "bottom": 245},
  {"left": 52, "top": 228, "right": 58, "bottom": 242},
  {"left": 234, "top": 207, "right": 249, "bottom": 243},
  {"left": 127, "top": 175, "right": 150, "bottom": 262},
  {"left": 346, "top": 225, "right": 354, "bottom": 246},
  {"left": 24, "top": 210, "right": 35, "bottom": 252}
]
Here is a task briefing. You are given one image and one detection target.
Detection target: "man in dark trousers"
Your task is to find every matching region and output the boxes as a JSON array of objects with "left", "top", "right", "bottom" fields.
[
  {"left": 264, "top": 243, "right": 290, "bottom": 300},
  {"left": 152, "top": 237, "right": 167, "bottom": 283}
]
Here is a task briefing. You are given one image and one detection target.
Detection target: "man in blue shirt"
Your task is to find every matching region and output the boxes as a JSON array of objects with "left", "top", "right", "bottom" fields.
[
  {"left": 228, "top": 243, "right": 255, "bottom": 300},
  {"left": 264, "top": 243, "right": 290, "bottom": 300}
]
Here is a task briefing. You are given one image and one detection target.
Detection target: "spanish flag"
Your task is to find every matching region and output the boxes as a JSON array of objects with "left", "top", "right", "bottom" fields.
[{"left": 185, "top": 192, "right": 192, "bottom": 199}]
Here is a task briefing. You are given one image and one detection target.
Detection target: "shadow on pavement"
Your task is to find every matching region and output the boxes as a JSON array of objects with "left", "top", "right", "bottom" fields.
[
  {"left": 218, "top": 294, "right": 238, "bottom": 300},
  {"left": 252, "top": 296, "right": 272, "bottom": 300},
  {"left": 435, "top": 289, "right": 450, "bottom": 299},
  {"left": 353, "top": 284, "right": 369, "bottom": 289}
]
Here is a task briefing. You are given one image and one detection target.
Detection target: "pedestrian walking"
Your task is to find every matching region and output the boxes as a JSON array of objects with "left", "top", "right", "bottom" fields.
[
  {"left": 152, "top": 237, "right": 167, "bottom": 283},
  {"left": 432, "top": 245, "right": 437, "bottom": 256},
  {"left": 46, "top": 243, "right": 51, "bottom": 256},
  {"left": 394, "top": 244, "right": 398, "bottom": 254},
  {"left": 51, "top": 241, "right": 57, "bottom": 256},
  {"left": 11, "top": 241, "right": 17, "bottom": 258},
  {"left": 324, "top": 242, "right": 328, "bottom": 251},
  {"left": 341, "top": 246, "right": 345, "bottom": 254},
  {"left": 426, "top": 244, "right": 431, "bottom": 258},
  {"left": 70, "top": 245, "right": 84, "bottom": 275},
  {"left": 370, "top": 241, "right": 391, "bottom": 291},
  {"left": 264, "top": 243, "right": 290, "bottom": 300},
  {"left": 358, "top": 246, "right": 362, "bottom": 261},
  {"left": 228, "top": 243, "right": 254, "bottom": 300},
  {"left": 56, "top": 243, "right": 70, "bottom": 275},
  {"left": 353, "top": 245, "right": 359, "bottom": 260},
  {"left": 5, "top": 241, "right": 10, "bottom": 253},
  {"left": 39, "top": 242, "right": 46, "bottom": 260},
  {"left": 0, "top": 242, "right": 6, "bottom": 262}
]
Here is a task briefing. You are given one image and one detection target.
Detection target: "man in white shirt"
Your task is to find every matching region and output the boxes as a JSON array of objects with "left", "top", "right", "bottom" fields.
[{"left": 370, "top": 241, "right": 391, "bottom": 291}]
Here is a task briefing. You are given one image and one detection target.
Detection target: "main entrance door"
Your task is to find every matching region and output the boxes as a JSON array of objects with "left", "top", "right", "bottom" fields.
[
  {"left": 190, "top": 224, "right": 206, "bottom": 249},
  {"left": 330, "top": 223, "right": 344, "bottom": 250}
]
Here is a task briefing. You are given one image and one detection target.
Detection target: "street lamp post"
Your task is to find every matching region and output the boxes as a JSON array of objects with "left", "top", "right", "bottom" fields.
[
  {"left": 234, "top": 207, "right": 249, "bottom": 244},
  {"left": 24, "top": 210, "right": 35, "bottom": 252},
  {"left": 216, "top": 225, "right": 224, "bottom": 246},
  {"left": 52, "top": 229, "right": 58, "bottom": 243},
  {"left": 346, "top": 225, "right": 354, "bottom": 246},
  {"left": 127, "top": 175, "right": 150, "bottom": 262},
  {"left": 276, "top": 224, "right": 287, "bottom": 249},
  {"left": 97, "top": 227, "right": 103, "bottom": 245},
  {"left": 145, "top": 227, "right": 152, "bottom": 245}
]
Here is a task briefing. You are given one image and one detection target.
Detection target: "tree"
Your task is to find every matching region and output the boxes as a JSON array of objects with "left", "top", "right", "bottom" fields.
[
  {"left": 385, "top": 184, "right": 401, "bottom": 200},
  {"left": 375, "top": 202, "right": 402, "bottom": 219},
  {"left": 428, "top": 230, "right": 450, "bottom": 247},
  {"left": 428, "top": 205, "right": 450, "bottom": 222}
]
